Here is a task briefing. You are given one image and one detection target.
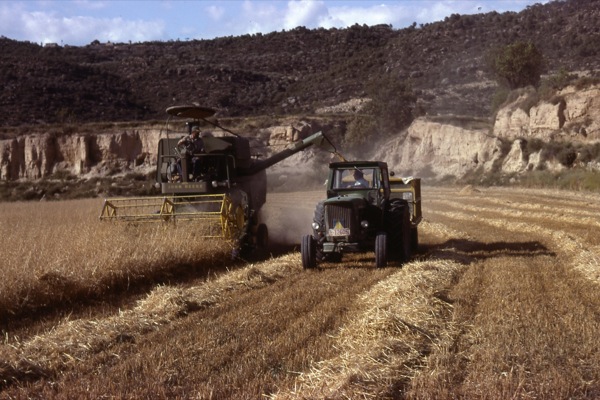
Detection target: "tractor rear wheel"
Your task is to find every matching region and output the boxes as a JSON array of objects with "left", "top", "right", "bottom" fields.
[
  {"left": 399, "top": 206, "right": 412, "bottom": 263},
  {"left": 388, "top": 199, "right": 411, "bottom": 263},
  {"left": 301, "top": 234, "right": 317, "bottom": 269},
  {"left": 375, "top": 232, "right": 388, "bottom": 268},
  {"left": 410, "top": 227, "right": 419, "bottom": 253}
]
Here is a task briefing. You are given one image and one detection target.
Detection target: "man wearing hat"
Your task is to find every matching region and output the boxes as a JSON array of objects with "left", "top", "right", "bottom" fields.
[
  {"left": 178, "top": 127, "right": 204, "bottom": 153},
  {"left": 176, "top": 127, "right": 205, "bottom": 180}
]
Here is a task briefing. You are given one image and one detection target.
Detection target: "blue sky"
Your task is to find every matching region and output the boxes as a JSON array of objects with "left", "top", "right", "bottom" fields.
[{"left": 1, "top": 0, "right": 547, "bottom": 46}]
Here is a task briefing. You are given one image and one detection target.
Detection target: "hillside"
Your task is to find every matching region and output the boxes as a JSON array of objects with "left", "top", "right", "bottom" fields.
[{"left": 1, "top": 0, "right": 599, "bottom": 128}]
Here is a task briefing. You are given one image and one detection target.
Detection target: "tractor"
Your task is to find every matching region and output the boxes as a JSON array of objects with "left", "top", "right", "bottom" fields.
[
  {"left": 100, "top": 105, "right": 330, "bottom": 256},
  {"left": 301, "top": 161, "right": 421, "bottom": 268}
]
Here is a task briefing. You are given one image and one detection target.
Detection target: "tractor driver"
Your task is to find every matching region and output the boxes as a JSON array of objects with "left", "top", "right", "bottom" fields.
[
  {"left": 178, "top": 127, "right": 205, "bottom": 179},
  {"left": 352, "top": 169, "right": 369, "bottom": 188}
]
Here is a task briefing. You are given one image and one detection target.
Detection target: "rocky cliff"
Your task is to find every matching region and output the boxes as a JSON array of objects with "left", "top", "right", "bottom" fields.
[
  {"left": 1, "top": 84, "right": 598, "bottom": 190},
  {"left": 493, "top": 85, "right": 600, "bottom": 141},
  {"left": 374, "top": 118, "right": 502, "bottom": 179},
  {"left": 0, "top": 128, "right": 161, "bottom": 181},
  {"left": 377, "top": 83, "right": 600, "bottom": 179}
]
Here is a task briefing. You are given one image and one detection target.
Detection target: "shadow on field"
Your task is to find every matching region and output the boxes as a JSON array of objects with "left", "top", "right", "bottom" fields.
[
  {"left": 242, "top": 240, "right": 299, "bottom": 262},
  {"left": 421, "top": 239, "right": 556, "bottom": 265},
  {"left": 1, "top": 262, "right": 225, "bottom": 335},
  {"left": 1, "top": 242, "right": 298, "bottom": 337}
]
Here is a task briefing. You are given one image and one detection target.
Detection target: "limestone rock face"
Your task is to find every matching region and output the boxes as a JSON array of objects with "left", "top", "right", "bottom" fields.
[
  {"left": 373, "top": 118, "right": 502, "bottom": 178},
  {"left": 0, "top": 129, "right": 162, "bottom": 180},
  {"left": 493, "top": 84, "right": 600, "bottom": 141},
  {"left": 529, "top": 101, "right": 565, "bottom": 138},
  {"left": 262, "top": 120, "right": 329, "bottom": 177},
  {"left": 494, "top": 107, "right": 530, "bottom": 138},
  {"left": 560, "top": 85, "right": 600, "bottom": 140},
  {"left": 502, "top": 139, "right": 529, "bottom": 173},
  {"left": 264, "top": 121, "right": 315, "bottom": 147}
]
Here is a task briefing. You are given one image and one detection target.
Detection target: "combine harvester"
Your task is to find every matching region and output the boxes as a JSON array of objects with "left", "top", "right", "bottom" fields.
[{"left": 100, "top": 105, "right": 329, "bottom": 256}]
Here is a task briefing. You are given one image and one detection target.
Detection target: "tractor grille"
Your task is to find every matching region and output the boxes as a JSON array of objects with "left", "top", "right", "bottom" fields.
[{"left": 325, "top": 204, "right": 355, "bottom": 238}]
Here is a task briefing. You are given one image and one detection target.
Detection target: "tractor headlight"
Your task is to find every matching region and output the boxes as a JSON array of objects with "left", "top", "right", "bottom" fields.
[
  {"left": 361, "top": 220, "right": 369, "bottom": 228},
  {"left": 312, "top": 222, "right": 320, "bottom": 230}
]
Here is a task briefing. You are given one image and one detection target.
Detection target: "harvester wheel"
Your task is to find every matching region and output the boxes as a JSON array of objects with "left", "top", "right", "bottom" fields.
[
  {"left": 223, "top": 202, "right": 247, "bottom": 241},
  {"left": 301, "top": 234, "right": 317, "bottom": 269},
  {"left": 375, "top": 232, "right": 388, "bottom": 268}
]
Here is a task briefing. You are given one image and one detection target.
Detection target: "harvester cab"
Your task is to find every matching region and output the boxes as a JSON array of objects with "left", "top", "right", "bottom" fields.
[{"left": 101, "top": 105, "right": 329, "bottom": 256}]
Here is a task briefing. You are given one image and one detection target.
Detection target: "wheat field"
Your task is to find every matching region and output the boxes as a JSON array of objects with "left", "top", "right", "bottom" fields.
[{"left": 1, "top": 186, "right": 600, "bottom": 399}]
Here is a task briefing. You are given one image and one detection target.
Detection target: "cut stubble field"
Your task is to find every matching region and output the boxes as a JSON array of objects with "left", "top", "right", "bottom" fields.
[{"left": 1, "top": 186, "right": 600, "bottom": 399}]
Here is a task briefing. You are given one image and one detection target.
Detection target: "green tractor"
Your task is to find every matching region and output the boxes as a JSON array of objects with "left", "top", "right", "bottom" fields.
[{"left": 301, "top": 161, "right": 421, "bottom": 268}]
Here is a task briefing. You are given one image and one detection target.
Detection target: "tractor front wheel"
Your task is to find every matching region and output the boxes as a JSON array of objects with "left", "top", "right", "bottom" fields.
[
  {"left": 301, "top": 234, "right": 317, "bottom": 269},
  {"left": 375, "top": 232, "right": 388, "bottom": 268}
]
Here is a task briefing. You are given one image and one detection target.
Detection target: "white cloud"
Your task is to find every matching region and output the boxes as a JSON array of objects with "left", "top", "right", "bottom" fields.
[
  {"left": 283, "top": 0, "right": 329, "bottom": 30},
  {"left": 207, "top": 4, "right": 225, "bottom": 21},
  {"left": 72, "top": 0, "right": 109, "bottom": 11},
  {"left": 416, "top": 2, "right": 456, "bottom": 24},
  {"left": 326, "top": 3, "right": 400, "bottom": 27},
  {"left": 240, "top": 0, "right": 282, "bottom": 34},
  {"left": 18, "top": 10, "right": 165, "bottom": 45}
]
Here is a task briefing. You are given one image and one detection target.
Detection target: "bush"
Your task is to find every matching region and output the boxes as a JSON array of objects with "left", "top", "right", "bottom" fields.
[
  {"left": 344, "top": 115, "right": 377, "bottom": 150},
  {"left": 365, "top": 77, "right": 416, "bottom": 134},
  {"left": 546, "top": 68, "right": 577, "bottom": 89},
  {"left": 48, "top": 170, "right": 77, "bottom": 181},
  {"left": 344, "top": 76, "right": 416, "bottom": 153},
  {"left": 557, "top": 144, "right": 577, "bottom": 167},
  {"left": 488, "top": 41, "right": 545, "bottom": 89},
  {"left": 579, "top": 143, "right": 600, "bottom": 164},
  {"left": 525, "top": 138, "right": 544, "bottom": 155}
]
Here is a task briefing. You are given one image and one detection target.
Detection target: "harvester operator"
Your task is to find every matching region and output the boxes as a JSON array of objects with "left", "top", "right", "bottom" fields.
[{"left": 175, "top": 127, "right": 205, "bottom": 180}]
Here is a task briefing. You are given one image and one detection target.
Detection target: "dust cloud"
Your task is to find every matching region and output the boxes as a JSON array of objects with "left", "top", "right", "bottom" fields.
[{"left": 260, "top": 192, "right": 321, "bottom": 249}]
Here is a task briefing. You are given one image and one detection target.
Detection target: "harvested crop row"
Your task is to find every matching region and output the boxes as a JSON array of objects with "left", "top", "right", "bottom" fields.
[
  {"left": 429, "top": 197, "right": 600, "bottom": 237},
  {"left": 0, "top": 255, "right": 301, "bottom": 390},
  {"left": 408, "top": 187, "right": 600, "bottom": 398},
  {"left": 273, "top": 258, "right": 464, "bottom": 399}
]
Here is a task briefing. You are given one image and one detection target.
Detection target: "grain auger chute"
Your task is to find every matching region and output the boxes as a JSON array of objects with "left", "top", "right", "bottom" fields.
[{"left": 100, "top": 105, "right": 331, "bottom": 254}]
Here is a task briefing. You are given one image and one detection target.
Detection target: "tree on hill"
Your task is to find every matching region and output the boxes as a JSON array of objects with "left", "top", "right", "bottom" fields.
[{"left": 488, "top": 41, "right": 545, "bottom": 89}]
